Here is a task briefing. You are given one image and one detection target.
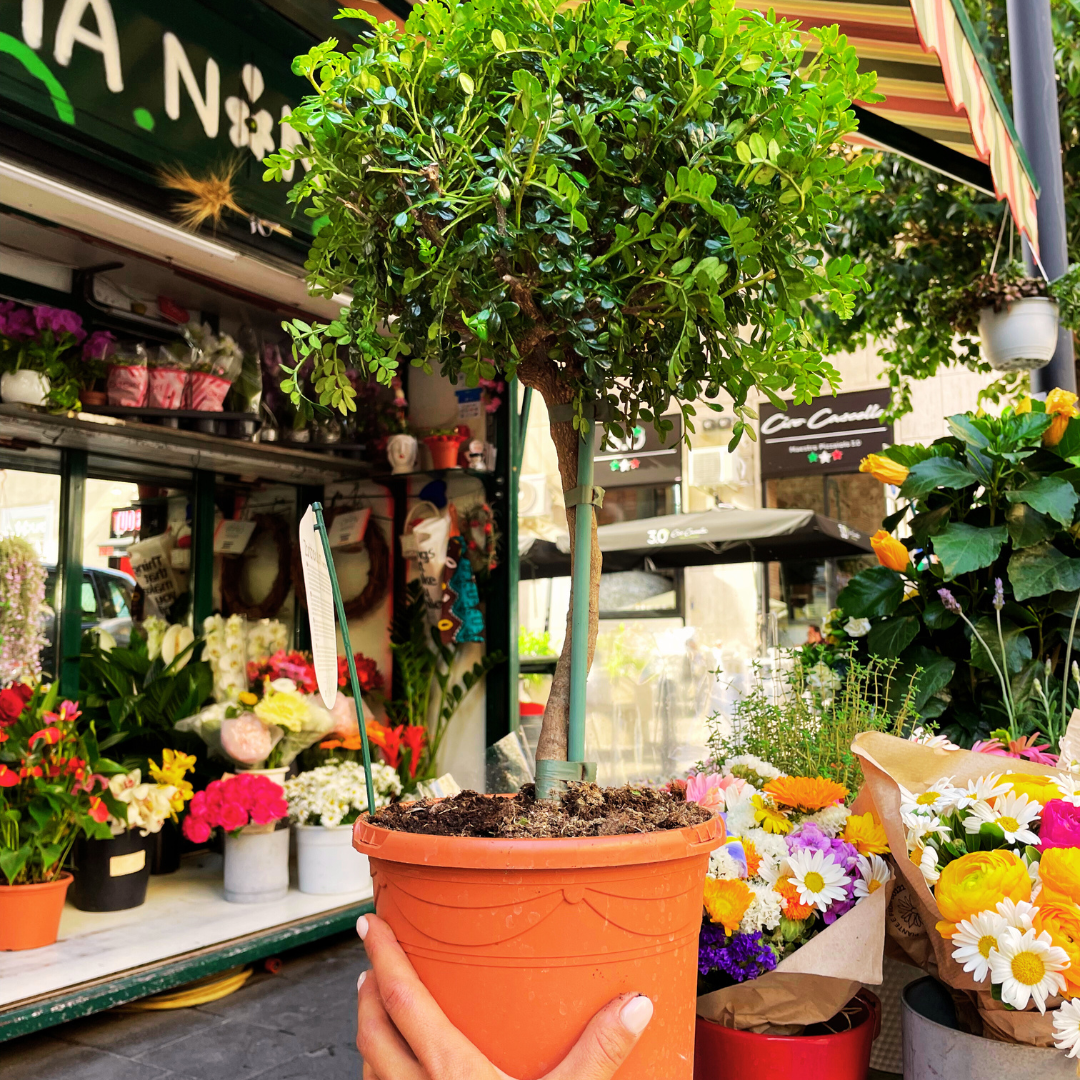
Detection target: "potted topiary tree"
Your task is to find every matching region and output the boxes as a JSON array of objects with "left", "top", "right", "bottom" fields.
[{"left": 265, "top": 0, "right": 880, "bottom": 1073}]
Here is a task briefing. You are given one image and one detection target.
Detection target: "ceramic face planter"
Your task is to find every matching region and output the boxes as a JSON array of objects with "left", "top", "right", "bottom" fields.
[{"left": 387, "top": 433, "right": 418, "bottom": 474}]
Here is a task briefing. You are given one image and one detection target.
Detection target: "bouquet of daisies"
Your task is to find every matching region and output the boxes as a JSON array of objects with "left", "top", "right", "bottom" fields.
[
  {"left": 854, "top": 729, "right": 1080, "bottom": 1058},
  {"left": 688, "top": 754, "right": 892, "bottom": 1031}
]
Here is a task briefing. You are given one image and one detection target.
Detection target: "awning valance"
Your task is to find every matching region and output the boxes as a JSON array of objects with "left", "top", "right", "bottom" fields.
[{"left": 770, "top": 0, "right": 1041, "bottom": 256}]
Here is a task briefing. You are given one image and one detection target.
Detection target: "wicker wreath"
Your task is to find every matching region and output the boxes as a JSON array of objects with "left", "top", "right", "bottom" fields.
[
  {"left": 220, "top": 513, "right": 293, "bottom": 620},
  {"left": 292, "top": 508, "right": 389, "bottom": 621}
]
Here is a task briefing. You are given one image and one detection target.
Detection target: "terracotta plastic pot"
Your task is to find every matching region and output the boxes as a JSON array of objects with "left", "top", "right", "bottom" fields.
[
  {"left": 354, "top": 814, "right": 723, "bottom": 1080},
  {"left": 423, "top": 434, "right": 467, "bottom": 470},
  {"left": 694, "top": 990, "right": 880, "bottom": 1080},
  {"left": 0, "top": 873, "right": 73, "bottom": 950}
]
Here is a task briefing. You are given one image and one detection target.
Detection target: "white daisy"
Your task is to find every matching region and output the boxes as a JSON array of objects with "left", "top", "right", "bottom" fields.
[
  {"left": 908, "top": 726, "right": 960, "bottom": 751},
  {"left": 905, "top": 814, "right": 952, "bottom": 850},
  {"left": 963, "top": 792, "right": 1040, "bottom": 847},
  {"left": 784, "top": 848, "right": 851, "bottom": 912},
  {"left": 900, "top": 783, "right": 958, "bottom": 817},
  {"left": 995, "top": 897, "right": 1036, "bottom": 932},
  {"left": 917, "top": 843, "right": 941, "bottom": 887},
  {"left": 854, "top": 854, "right": 891, "bottom": 901},
  {"left": 1053, "top": 997, "right": 1080, "bottom": 1058},
  {"left": 957, "top": 773, "right": 1010, "bottom": 809},
  {"left": 1054, "top": 772, "right": 1080, "bottom": 807},
  {"left": 988, "top": 927, "right": 1069, "bottom": 1013},
  {"left": 951, "top": 910, "right": 1008, "bottom": 983}
]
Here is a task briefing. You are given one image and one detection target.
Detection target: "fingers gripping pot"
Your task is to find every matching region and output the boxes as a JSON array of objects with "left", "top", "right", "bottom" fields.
[{"left": 354, "top": 814, "right": 723, "bottom": 1080}]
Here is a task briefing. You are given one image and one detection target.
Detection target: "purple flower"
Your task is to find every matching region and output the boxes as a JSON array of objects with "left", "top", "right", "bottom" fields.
[
  {"left": 786, "top": 825, "right": 860, "bottom": 925},
  {"left": 83, "top": 330, "right": 117, "bottom": 361},
  {"left": 0, "top": 301, "right": 35, "bottom": 341},
  {"left": 33, "top": 305, "right": 86, "bottom": 343},
  {"left": 993, "top": 578, "right": 1004, "bottom": 611},
  {"left": 938, "top": 588, "right": 961, "bottom": 614},
  {"left": 698, "top": 923, "right": 778, "bottom": 981}
]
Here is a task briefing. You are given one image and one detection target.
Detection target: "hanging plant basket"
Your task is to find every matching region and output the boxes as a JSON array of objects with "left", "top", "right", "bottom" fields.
[{"left": 978, "top": 297, "right": 1059, "bottom": 371}]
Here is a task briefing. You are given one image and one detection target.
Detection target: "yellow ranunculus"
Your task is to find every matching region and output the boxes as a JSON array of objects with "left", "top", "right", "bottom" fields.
[
  {"left": 1034, "top": 901, "right": 1080, "bottom": 998},
  {"left": 1040, "top": 847, "right": 1080, "bottom": 906},
  {"left": 1044, "top": 388, "right": 1080, "bottom": 447},
  {"left": 998, "top": 773, "right": 1061, "bottom": 805},
  {"left": 859, "top": 454, "right": 909, "bottom": 486},
  {"left": 933, "top": 850, "right": 1031, "bottom": 938},
  {"left": 254, "top": 689, "right": 310, "bottom": 733},
  {"left": 871, "top": 530, "right": 910, "bottom": 573}
]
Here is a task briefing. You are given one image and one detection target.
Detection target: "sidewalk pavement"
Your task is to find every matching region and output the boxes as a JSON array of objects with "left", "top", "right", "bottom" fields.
[{"left": 3, "top": 931, "right": 368, "bottom": 1079}]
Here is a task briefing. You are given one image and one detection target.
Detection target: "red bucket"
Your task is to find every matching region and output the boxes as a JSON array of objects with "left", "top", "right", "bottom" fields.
[{"left": 694, "top": 990, "right": 880, "bottom": 1080}]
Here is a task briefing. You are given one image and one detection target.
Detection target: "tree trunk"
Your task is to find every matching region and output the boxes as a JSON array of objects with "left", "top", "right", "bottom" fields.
[{"left": 516, "top": 354, "right": 601, "bottom": 763}]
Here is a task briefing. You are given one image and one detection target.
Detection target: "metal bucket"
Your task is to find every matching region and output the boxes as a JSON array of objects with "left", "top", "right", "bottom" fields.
[{"left": 901, "top": 977, "right": 1073, "bottom": 1079}]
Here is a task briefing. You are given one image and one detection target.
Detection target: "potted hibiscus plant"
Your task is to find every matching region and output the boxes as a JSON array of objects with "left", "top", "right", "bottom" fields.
[
  {"left": 264, "top": 0, "right": 879, "bottom": 1073},
  {"left": 0, "top": 684, "right": 122, "bottom": 950}
]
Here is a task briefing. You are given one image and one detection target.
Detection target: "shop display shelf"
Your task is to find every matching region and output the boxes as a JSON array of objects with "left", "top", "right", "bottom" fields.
[{"left": 0, "top": 851, "right": 373, "bottom": 1042}]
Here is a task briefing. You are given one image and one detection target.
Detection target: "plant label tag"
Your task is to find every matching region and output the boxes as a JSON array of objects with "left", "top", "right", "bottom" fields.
[
  {"left": 329, "top": 508, "right": 370, "bottom": 549},
  {"left": 214, "top": 519, "right": 257, "bottom": 554},
  {"left": 110, "top": 849, "right": 146, "bottom": 877},
  {"left": 299, "top": 506, "right": 338, "bottom": 711}
]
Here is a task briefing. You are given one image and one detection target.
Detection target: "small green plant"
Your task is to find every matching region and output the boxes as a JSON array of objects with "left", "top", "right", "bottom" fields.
[
  {"left": 922, "top": 261, "right": 1050, "bottom": 337},
  {"left": 705, "top": 657, "right": 918, "bottom": 792}
]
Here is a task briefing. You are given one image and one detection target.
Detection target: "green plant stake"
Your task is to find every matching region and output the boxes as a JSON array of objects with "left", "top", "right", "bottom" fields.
[{"left": 311, "top": 502, "right": 376, "bottom": 818}]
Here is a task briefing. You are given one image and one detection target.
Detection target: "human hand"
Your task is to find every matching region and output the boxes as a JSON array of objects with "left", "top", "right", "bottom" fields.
[{"left": 355, "top": 913, "right": 653, "bottom": 1080}]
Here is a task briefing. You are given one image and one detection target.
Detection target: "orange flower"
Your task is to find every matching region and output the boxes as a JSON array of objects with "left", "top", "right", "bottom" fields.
[
  {"left": 1043, "top": 388, "right": 1080, "bottom": 446},
  {"left": 764, "top": 776, "right": 849, "bottom": 812},
  {"left": 775, "top": 877, "right": 814, "bottom": 921},
  {"left": 1040, "top": 847, "right": 1080, "bottom": 905},
  {"left": 870, "top": 530, "right": 909, "bottom": 572},
  {"left": 742, "top": 838, "right": 762, "bottom": 879},
  {"left": 842, "top": 812, "right": 889, "bottom": 856},
  {"left": 1033, "top": 901, "right": 1080, "bottom": 998},
  {"left": 859, "top": 454, "right": 908, "bottom": 486},
  {"left": 703, "top": 878, "right": 754, "bottom": 935}
]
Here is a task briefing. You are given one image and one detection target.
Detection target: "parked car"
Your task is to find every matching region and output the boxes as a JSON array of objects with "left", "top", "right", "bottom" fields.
[{"left": 40, "top": 565, "right": 136, "bottom": 677}]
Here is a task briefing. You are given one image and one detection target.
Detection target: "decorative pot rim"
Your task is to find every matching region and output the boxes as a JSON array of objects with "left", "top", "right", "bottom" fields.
[
  {"left": 0, "top": 871, "right": 73, "bottom": 892},
  {"left": 422, "top": 433, "right": 468, "bottom": 445},
  {"left": 294, "top": 822, "right": 357, "bottom": 831},
  {"left": 354, "top": 814, "right": 722, "bottom": 869},
  {"left": 979, "top": 295, "right": 1058, "bottom": 313}
]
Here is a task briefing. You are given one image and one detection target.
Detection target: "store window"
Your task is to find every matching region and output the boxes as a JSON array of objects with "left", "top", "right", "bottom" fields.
[{"left": 596, "top": 484, "right": 679, "bottom": 526}]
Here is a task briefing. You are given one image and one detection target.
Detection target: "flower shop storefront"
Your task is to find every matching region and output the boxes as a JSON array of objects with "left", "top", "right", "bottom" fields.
[{"left": 0, "top": 0, "right": 518, "bottom": 1039}]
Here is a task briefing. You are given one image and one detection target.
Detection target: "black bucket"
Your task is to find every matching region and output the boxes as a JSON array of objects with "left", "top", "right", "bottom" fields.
[
  {"left": 150, "top": 819, "right": 182, "bottom": 875},
  {"left": 71, "top": 831, "right": 152, "bottom": 911}
]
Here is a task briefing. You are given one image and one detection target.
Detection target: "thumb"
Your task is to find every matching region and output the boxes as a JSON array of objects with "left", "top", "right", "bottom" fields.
[{"left": 544, "top": 993, "right": 653, "bottom": 1080}]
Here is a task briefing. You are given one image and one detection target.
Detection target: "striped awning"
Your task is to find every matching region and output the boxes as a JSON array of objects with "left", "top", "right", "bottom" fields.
[{"left": 769, "top": 0, "right": 1040, "bottom": 256}]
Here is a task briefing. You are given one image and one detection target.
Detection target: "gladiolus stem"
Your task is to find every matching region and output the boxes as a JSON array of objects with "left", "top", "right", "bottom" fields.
[{"left": 964, "top": 611, "right": 1016, "bottom": 733}]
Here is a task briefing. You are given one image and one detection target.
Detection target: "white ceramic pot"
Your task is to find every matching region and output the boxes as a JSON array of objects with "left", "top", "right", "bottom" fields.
[
  {"left": 294, "top": 824, "right": 372, "bottom": 895},
  {"left": 978, "top": 297, "right": 1059, "bottom": 371},
  {"left": 387, "top": 433, "right": 418, "bottom": 474},
  {"left": 223, "top": 827, "right": 289, "bottom": 904},
  {"left": 1, "top": 370, "right": 50, "bottom": 406}
]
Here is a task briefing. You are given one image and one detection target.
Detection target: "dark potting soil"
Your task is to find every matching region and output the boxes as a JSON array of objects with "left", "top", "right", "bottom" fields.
[{"left": 367, "top": 782, "right": 713, "bottom": 838}]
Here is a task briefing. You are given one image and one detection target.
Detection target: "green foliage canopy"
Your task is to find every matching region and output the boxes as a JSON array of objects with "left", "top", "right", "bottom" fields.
[{"left": 265, "top": 0, "right": 881, "bottom": 444}]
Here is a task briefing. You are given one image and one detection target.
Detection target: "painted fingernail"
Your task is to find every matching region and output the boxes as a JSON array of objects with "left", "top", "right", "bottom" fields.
[
  {"left": 357, "top": 971, "right": 367, "bottom": 991},
  {"left": 619, "top": 995, "right": 653, "bottom": 1036},
  {"left": 356, "top": 915, "right": 369, "bottom": 940}
]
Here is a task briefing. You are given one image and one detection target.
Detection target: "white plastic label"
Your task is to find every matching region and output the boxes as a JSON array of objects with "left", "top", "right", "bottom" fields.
[
  {"left": 329, "top": 508, "right": 370, "bottom": 549},
  {"left": 214, "top": 519, "right": 257, "bottom": 554},
  {"left": 298, "top": 506, "right": 338, "bottom": 711}
]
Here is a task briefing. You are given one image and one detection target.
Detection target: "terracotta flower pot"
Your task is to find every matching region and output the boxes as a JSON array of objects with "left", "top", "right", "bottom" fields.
[
  {"left": 81, "top": 388, "right": 108, "bottom": 407},
  {"left": 422, "top": 434, "right": 467, "bottom": 470},
  {"left": 354, "top": 815, "right": 722, "bottom": 1080},
  {"left": 694, "top": 990, "right": 880, "bottom": 1080},
  {"left": 0, "top": 873, "right": 73, "bottom": 951}
]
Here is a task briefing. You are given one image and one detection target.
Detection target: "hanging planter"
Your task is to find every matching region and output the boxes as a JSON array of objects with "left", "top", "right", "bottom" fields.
[
  {"left": 354, "top": 815, "right": 721, "bottom": 1080},
  {"left": 0, "top": 873, "right": 72, "bottom": 951},
  {"left": 695, "top": 991, "right": 880, "bottom": 1080},
  {"left": 978, "top": 297, "right": 1059, "bottom": 371},
  {"left": 224, "top": 825, "right": 290, "bottom": 904},
  {"left": 71, "top": 830, "right": 152, "bottom": 912}
]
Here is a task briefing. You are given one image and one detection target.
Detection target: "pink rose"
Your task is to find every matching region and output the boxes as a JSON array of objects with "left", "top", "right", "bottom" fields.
[
  {"left": 183, "top": 815, "right": 211, "bottom": 843},
  {"left": 221, "top": 713, "right": 273, "bottom": 765},
  {"left": 1040, "top": 799, "right": 1080, "bottom": 852},
  {"left": 219, "top": 802, "right": 249, "bottom": 833}
]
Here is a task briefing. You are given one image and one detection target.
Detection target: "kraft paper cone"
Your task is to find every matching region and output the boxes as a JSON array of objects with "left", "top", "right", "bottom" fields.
[
  {"left": 851, "top": 730, "right": 1063, "bottom": 1046},
  {"left": 696, "top": 875, "right": 889, "bottom": 1031}
]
